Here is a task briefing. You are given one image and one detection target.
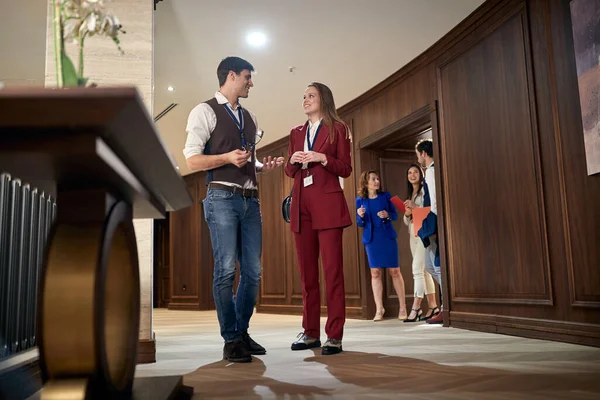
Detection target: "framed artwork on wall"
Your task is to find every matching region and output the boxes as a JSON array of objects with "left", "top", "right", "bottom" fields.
[{"left": 569, "top": 0, "right": 600, "bottom": 176}]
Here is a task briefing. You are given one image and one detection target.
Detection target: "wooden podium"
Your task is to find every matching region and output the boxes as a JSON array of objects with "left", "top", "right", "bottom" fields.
[{"left": 0, "top": 88, "right": 192, "bottom": 399}]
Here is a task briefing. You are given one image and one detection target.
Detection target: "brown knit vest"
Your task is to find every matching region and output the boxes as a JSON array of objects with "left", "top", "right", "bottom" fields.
[{"left": 204, "top": 98, "right": 257, "bottom": 186}]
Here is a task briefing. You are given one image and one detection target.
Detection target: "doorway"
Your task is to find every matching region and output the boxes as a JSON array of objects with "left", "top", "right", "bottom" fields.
[{"left": 358, "top": 106, "right": 440, "bottom": 318}]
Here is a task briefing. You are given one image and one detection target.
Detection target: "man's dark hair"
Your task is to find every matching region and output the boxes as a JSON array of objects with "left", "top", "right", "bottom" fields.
[
  {"left": 217, "top": 56, "right": 254, "bottom": 87},
  {"left": 416, "top": 138, "right": 434, "bottom": 158}
]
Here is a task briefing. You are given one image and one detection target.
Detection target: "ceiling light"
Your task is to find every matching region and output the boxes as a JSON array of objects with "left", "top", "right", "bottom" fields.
[
  {"left": 246, "top": 32, "right": 266, "bottom": 47},
  {"left": 167, "top": 86, "right": 174, "bottom": 92}
]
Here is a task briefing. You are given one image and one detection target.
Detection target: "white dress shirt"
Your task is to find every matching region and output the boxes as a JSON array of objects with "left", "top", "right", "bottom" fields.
[
  {"left": 183, "top": 91, "right": 262, "bottom": 189},
  {"left": 302, "top": 119, "right": 322, "bottom": 169},
  {"left": 424, "top": 162, "right": 437, "bottom": 215}
]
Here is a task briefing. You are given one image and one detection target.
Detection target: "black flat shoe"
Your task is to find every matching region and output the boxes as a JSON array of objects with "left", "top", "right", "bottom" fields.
[
  {"left": 403, "top": 308, "right": 423, "bottom": 322},
  {"left": 241, "top": 331, "right": 266, "bottom": 355},
  {"left": 223, "top": 339, "right": 252, "bottom": 363}
]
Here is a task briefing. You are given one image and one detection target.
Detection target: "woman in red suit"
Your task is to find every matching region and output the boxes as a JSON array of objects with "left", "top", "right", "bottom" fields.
[{"left": 285, "top": 82, "right": 352, "bottom": 356}]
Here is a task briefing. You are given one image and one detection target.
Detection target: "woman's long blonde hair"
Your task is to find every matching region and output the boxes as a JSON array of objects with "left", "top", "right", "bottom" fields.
[{"left": 308, "top": 82, "right": 352, "bottom": 143}]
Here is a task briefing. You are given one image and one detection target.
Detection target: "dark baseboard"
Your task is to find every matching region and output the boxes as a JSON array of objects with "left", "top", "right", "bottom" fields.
[
  {"left": 138, "top": 338, "right": 157, "bottom": 364},
  {"left": 167, "top": 303, "right": 216, "bottom": 311},
  {"left": 256, "top": 304, "right": 364, "bottom": 319},
  {"left": 450, "top": 311, "right": 600, "bottom": 347}
]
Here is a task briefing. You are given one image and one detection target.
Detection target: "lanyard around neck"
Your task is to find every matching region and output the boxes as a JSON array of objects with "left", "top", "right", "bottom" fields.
[
  {"left": 307, "top": 123, "right": 322, "bottom": 151},
  {"left": 223, "top": 104, "right": 246, "bottom": 147}
]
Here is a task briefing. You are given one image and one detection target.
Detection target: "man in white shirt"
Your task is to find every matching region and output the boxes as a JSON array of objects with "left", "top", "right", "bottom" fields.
[
  {"left": 183, "top": 56, "right": 283, "bottom": 362},
  {"left": 415, "top": 138, "right": 443, "bottom": 324}
]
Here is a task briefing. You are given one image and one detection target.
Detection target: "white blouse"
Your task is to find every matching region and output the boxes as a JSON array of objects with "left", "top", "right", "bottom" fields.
[{"left": 403, "top": 187, "right": 425, "bottom": 234}]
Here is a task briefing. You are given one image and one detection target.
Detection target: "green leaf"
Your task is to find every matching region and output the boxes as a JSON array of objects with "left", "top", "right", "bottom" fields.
[
  {"left": 61, "top": 51, "right": 79, "bottom": 87},
  {"left": 77, "top": 77, "right": 89, "bottom": 87}
]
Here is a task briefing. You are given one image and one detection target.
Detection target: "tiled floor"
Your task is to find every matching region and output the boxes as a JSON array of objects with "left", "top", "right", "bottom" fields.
[{"left": 135, "top": 309, "right": 600, "bottom": 399}]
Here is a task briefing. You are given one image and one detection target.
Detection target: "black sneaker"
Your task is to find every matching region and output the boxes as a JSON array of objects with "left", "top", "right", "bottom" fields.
[
  {"left": 291, "top": 332, "right": 321, "bottom": 351},
  {"left": 241, "top": 331, "right": 266, "bottom": 355},
  {"left": 223, "top": 338, "right": 252, "bottom": 362},
  {"left": 321, "top": 338, "right": 342, "bottom": 355}
]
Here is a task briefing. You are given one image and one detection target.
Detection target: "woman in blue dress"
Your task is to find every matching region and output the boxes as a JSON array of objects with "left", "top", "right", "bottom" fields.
[{"left": 356, "top": 170, "right": 407, "bottom": 321}]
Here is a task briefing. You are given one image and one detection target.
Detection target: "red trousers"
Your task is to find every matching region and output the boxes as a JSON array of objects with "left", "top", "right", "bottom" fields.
[{"left": 294, "top": 185, "right": 346, "bottom": 340}]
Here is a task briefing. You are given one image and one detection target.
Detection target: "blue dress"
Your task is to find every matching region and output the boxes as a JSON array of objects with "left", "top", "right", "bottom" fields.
[{"left": 357, "top": 193, "right": 399, "bottom": 268}]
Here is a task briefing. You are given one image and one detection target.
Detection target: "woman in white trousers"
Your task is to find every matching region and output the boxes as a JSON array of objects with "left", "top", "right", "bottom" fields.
[{"left": 402, "top": 164, "right": 439, "bottom": 322}]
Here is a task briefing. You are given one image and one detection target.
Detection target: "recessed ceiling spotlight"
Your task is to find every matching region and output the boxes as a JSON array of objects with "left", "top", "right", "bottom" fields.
[
  {"left": 167, "top": 86, "right": 174, "bottom": 92},
  {"left": 246, "top": 32, "right": 266, "bottom": 47}
]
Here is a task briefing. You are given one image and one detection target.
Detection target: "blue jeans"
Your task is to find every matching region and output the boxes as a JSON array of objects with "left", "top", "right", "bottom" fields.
[
  {"left": 424, "top": 237, "right": 443, "bottom": 309},
  {"left": 202, "top": 188, "right": 262, "bottom": 342}
]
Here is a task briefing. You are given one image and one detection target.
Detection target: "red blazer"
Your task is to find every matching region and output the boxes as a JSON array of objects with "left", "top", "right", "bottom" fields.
[{"left": 284, "top": 121, "right": 353, "bottom": 233}]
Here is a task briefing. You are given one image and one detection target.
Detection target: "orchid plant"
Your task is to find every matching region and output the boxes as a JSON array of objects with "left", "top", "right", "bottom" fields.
[{"left": 51, "top": 0, "right": 125, "bottom": 87}]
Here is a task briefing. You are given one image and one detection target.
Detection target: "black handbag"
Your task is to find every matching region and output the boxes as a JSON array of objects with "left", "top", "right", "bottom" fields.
[{"left": 282, "top": 189, "right": 292, "bottom": 223}]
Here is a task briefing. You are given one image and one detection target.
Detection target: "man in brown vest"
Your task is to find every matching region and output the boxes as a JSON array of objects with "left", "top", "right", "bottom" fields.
[{"left": 184, "top": 57, "right": 283, "bottom": 362}]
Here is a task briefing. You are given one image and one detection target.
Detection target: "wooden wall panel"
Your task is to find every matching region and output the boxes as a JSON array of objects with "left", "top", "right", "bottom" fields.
[
  {"left": 153, "top": 217, "right": 171, "bottom": 308},
  {"left": 168, "top": 174, "right": 215, "bottom": 310},
  {"left": 437, "top": 8, "right": 552, "bottom": 305},
  {"left": 257, "top": 147, "right": 288, "bottom": 303},
  {"left": 169, "top": 178, "right": 200, "bottom": 308},
  {"left": 340, "top": 137, "right": 362, "bottom": 310},
  {"left": 351, "top": 67, "right": 432, "bottom": 145}
]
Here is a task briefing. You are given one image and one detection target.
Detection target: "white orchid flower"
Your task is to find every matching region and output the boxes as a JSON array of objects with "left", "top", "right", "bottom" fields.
[
  {"left": 52, "top": 0, "right": 125, "bottom": 86},
  {"left": 101, "top": 14, "right": 121, "bottom": 38},
  {"left": 85, "top": 12, "right": 97, "bottom": 33}
]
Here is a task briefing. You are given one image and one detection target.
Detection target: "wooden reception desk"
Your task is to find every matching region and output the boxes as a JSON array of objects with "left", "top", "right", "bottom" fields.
[{"left": 0, "top": 87, "right": 192, "bottom": 399}]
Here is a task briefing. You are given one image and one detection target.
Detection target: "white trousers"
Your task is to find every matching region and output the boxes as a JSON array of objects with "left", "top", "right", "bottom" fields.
[{"left": 409, "top": 227, "right": 436, "bottom": 298}]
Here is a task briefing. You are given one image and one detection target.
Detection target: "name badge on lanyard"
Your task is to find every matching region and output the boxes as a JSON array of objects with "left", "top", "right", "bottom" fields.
[
  {"left": 303, "top": 175, "right": 313, "bottom": 187},
  {"left": 304, "top": 123, "right": 321, "bottom": 187}
]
